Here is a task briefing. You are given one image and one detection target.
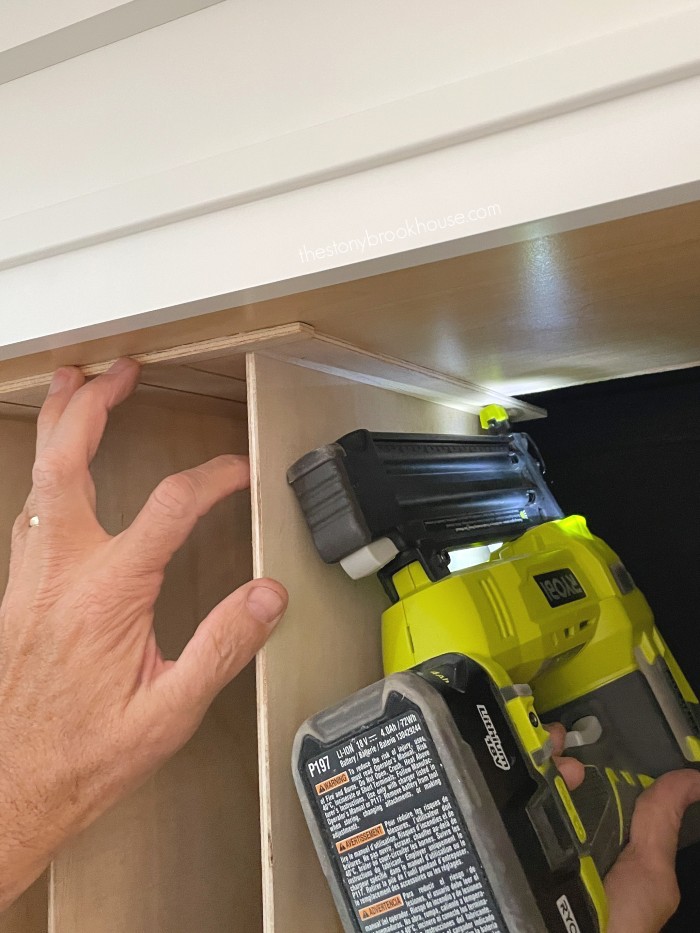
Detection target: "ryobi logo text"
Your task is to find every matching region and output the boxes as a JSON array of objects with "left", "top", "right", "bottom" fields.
[
  {"left": 534, "top": 569, "right": 586, "bottom": 608},
  {"left": 476, "top": 704, "right": 510, "bottom": 771},
  {"left": 556, "top": 895, "right": 581, "bottom": 932}
]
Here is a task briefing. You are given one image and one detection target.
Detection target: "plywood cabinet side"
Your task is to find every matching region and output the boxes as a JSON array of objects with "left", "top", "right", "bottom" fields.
[
  {"left": 247, "top": 353, "right": 480, "bottom": 932},
  {"left": 48, "top": 397, "right": 261, "bottom": 933},
  {"left": 0, "top": 882, "right": 48, "bottom": 933},
  {"left": 0, "top": 413, "right": 48, "bottom": 931}
]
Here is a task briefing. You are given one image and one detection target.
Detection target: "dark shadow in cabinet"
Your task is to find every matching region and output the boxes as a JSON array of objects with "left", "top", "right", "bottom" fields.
[{"left": 524, "top": 365, "right": 700, "bottom": 932}]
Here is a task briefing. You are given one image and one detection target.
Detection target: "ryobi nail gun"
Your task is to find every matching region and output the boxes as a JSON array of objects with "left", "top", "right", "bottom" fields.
[{"left": 287, "top": 407, "right": 700, "bottom": 933}]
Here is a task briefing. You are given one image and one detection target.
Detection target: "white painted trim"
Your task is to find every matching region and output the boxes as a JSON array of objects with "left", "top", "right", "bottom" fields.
[
  {"left": 2, "top": 6, "right": 699, "bottom": 271},
  {"left": 1, "top": 178, "right": 697, "bottom": 365},
  {"left": 1, "top": 66, "right": 698, "bottom": 363},
  {"left": 0, "top": 0, "right": 226, "bottom": 86}
]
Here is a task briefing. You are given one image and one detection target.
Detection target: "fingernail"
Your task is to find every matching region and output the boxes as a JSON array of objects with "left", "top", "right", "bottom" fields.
[
  {"left": 48, "top": 369, "right": 70, "bottom": 395},
  {"left": 247, "top": 586, "right": 286, "bottom": 625},
  {"left": 108, "top": 358, "right": 135, "bottom": 374}
]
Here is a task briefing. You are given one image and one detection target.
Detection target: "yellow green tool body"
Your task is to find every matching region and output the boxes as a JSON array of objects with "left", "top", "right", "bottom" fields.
[
  {"left": 384, "top": 515, "right": 695, "bottom": 719},
  {"left": 288, "top": 423, "right": 700, "bottom": 933},
  {"left": 383, "top": 515, "right": 700, "bottom": 927}
]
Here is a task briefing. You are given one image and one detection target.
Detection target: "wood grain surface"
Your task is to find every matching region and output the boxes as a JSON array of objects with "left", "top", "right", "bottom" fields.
[
  {"left": 0, "top": 201, "right": 697, "bottom": 395},
  {"left": 247, "top": 353, "right": 480, "bottom": 932},
  {"left": 36, "top": 395, "right": 261, "bottom": 933}
]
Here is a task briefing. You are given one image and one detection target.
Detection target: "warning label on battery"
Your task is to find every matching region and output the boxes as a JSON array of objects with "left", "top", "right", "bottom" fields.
[
  {"left": 316, "top": 771, "right": 350, "bottom": 796},
  {"left": 307, "top": 707, "right": 508, "bottom": 932},
  {"left": 359, "top": 895, "right": 405, "bottom": 920},
  {"left": 337, "top": 824, "right": 386, "bottom": 853}
]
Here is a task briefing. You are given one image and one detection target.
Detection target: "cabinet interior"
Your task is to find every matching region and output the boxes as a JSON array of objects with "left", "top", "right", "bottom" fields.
[
  {"left": 0, "top": 193, "right": 698, "bottom": 932},
  {"left": 0, "top": 327, "right": 521, "bottom": 932},
  {"left": 0, "top": 391, "right": 259, "bottom": 933}
]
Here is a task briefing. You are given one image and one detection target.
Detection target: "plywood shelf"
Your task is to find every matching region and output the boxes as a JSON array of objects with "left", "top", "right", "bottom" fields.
[
  {"left": 0, "top": 323, "right": 543, "bottom": 422},
  {"left": 1, "top": 202, "right": 698, "bottom": 399}
]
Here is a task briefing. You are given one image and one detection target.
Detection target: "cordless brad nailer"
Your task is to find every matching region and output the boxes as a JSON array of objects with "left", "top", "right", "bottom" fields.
[{"left": 287, "top": 408, "right": 700, "bottom": 933}]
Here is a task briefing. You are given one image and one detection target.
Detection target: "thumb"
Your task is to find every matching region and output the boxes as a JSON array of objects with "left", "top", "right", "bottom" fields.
[
  {"left": 155, "top": 578, "right": 288, "bottom": 724},
  {"left": 606, "top": 769, "right": 700, "bottom": 933}
]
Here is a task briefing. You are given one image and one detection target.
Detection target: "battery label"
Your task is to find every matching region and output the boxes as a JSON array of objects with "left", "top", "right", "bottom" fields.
[{"left": 307, "top": 708, "right": 508, "bottom": 932}]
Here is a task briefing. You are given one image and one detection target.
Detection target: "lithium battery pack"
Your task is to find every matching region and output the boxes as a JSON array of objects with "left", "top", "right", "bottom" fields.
[{"left": 293, "top": 655, "right": 601, "bottom": 933}]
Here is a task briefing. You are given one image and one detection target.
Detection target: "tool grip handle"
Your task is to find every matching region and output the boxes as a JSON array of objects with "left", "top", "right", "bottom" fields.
[
  {"left": 544, "top": 669, "right": 700, "bottom": 877},
  {"left": 568, "top": 766, "right": 645, "bottom": 877}
]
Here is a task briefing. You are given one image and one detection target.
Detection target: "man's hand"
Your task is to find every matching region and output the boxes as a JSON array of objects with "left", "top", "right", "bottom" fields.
[
  {"left": 547, "top": 723, "right": 700, "bottom": 932},
  {"left": 0, "top": 360, "right": 288, "bottom": 910},
  {"left": 605, "top": 770, "right": 700, "bottom": 932}
]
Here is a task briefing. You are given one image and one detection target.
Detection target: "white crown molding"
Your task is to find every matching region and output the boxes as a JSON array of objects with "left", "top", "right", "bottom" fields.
[
  {"left": 1, "top": 6, "right": 699, "bottom": 272},
  {"left": 0, "top": 0, "right": 226, "bottom": 86}
]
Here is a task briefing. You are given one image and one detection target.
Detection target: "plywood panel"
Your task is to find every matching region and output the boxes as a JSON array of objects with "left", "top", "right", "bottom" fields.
[
  {"left": 247, "top": 353, "right": 479, "bottom": 932},
  {"left": 49, "top": 396, "right": 261, "bottom": 933},
  {"left": 0, "top": 367, "right": 249, "bottom": 411},
  {"left": 0, "top": 325, "right": 308, "bottom": 405},
  {"left": 0, "top": 324, "right": 540, "bottom": 421},
  {"left": 0, "top": 879, "right": 48, "bottom": 933},
  {"left": 0, "top": 413, "right": 48, "bottom": 931},
  {"left": 0, "top": 200, "right": 698, "bottom": 395}
]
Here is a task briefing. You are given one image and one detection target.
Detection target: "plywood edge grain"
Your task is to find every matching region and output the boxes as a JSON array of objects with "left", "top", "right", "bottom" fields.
[
  {"left": 0, "top": 322, "right": 543, "bottom": 421},
  {"left": 0, "top": 323, "right": 312, "bottom": 407},
  {"left": 247, "top": 353, "right": 275, "bottom": 933}
]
